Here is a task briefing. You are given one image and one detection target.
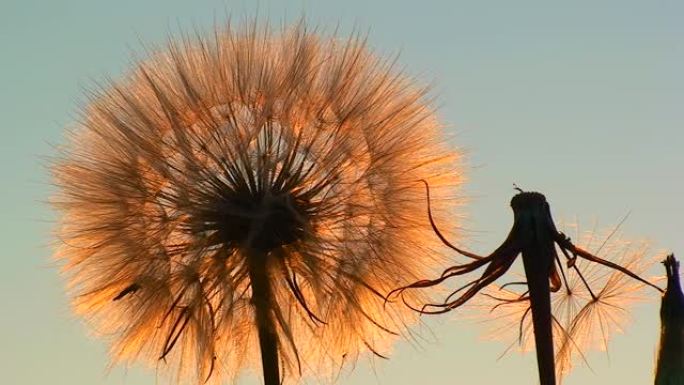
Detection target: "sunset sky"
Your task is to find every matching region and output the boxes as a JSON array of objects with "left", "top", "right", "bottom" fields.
[{"left": 1, "top": 1, "right": 682, "bottom": 384}]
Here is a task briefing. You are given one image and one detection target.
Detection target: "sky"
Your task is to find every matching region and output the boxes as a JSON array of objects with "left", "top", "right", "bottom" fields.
[{"left": 1, "top": 0, "right": 682, "bottom": 384}]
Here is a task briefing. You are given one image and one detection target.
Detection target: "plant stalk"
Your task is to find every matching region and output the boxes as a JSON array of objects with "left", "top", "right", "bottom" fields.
[
  {"left": 655, "top": 254, "right": 684, "bottom": 385},
  {"left": 247, "top": 249, "right": 280, "bottom": 385},
  {"left": 522, "top": 247, "right": 556, "bottom": 385},
  {"left": 513, "top": 193, "right": 557, "bottom": 385}
]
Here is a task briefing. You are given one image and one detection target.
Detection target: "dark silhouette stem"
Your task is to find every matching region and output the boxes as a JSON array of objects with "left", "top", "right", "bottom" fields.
[
  {"left": 522, "top": 248, "right": 556, "bottom": 385},
  {"left": 513, "top": 193, "right": 557, "bottom": 385},
  {"left": 655, "top": 254, "right": 684, "bottom": 385},
  {"left": 247, "top": 249, "right": 280, "bottom": 385}
]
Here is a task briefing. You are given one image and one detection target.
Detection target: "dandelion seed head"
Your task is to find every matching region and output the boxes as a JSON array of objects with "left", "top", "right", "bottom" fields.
[{"left": 52, "top": 22, "right": 463, "bottom": 383}]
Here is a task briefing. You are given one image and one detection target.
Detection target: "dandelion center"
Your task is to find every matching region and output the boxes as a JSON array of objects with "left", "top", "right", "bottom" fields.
[{"left": 211, "top": 188, "right": 309, "bottom": 252}]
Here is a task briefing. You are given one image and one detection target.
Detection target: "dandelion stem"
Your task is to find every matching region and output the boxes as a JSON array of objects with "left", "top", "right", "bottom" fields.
[
  {"left": 524, "top": 271, "right": 555, "bottom": 385},
  {"left": 513, "top": 193, "right": 557, "bottom": 385},
  {"left": 247, "top": 249, "right": 280, "bottom": 385},
  {"left": 655, "top": 254, "right": 684, "bottom": 385}
]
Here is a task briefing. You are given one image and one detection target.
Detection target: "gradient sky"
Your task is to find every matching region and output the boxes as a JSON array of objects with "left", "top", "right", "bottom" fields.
[{"left": 1, "top": 1, "right": 682, "bottom": 384}]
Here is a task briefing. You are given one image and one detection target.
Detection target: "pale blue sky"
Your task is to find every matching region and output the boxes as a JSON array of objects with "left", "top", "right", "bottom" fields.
[{"left": 1, "top": 1, "right": 682, "bottom": 384}]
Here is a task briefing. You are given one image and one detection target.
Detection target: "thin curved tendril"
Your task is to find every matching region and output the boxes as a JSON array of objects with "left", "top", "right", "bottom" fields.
[
  {"left": 113, "top": 283, "right": 141, "bottom": 301},
  {"left": 554, "top": 252, "right": 572, "bottom": 295},
  {"left": 481, "top": 293, "right": 530, "bottom": 313},
  {"left": 279, "top": 260, "right": 326, "bottom": 325},
  {"left": 421, "top": 179, "right": 481, "bottom": 260},
  {"left": 271, "top": 299, "right": 303, "bottom": 376},
  {"left": 363, "top": 340, "right": 389, "bottom": 360},
  {"left": 203, "top": 356, "right": 216, "bottom": 384},
  {"left": 500, "top": 281, "right": 528, "bottom": 290},
  {"left": 558, "top": 245, "right": 597, "bottom": 300},
  {"left": 518, "top": 306, "right": 532, "bottom": 345},
  {"left": 160, "top": 307, "right": 191, "bottom": 360},
  {"left": 555, "top": 233, "right": 663, "bottom": 293}
]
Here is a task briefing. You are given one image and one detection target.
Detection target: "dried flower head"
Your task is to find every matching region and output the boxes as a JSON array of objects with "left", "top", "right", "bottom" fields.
[
  {"left": 390, "top": 191, "right": 662, "bottom": 385},
  {"left": 51, "top": 22, "right": 462, "bottom": 384},
  {"left": 472, "top": 222, "right": 658, "bottom": 383}
]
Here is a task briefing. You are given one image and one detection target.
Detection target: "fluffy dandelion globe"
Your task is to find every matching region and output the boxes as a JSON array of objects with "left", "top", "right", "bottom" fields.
[{"left": 52, "top": 21, "right": 463, "bottom": 384}]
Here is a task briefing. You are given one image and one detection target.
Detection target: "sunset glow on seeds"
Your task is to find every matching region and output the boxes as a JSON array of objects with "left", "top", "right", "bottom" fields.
[{"left": 51, "top": 22, "right": 463, "bottom": 384}]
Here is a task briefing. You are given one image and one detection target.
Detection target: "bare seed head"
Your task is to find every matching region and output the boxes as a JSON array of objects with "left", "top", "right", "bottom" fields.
[{"left": 471, "top": 223, "right": 658, "bottom": 383}]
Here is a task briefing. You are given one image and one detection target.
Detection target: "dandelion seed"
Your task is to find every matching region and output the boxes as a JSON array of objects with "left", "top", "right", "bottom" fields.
[
  {"left": 52, "top": 21, "right": 462, "bottom": 384},
  {"left": 391, "top": 189, "right": 662, "bottom": 385}
]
